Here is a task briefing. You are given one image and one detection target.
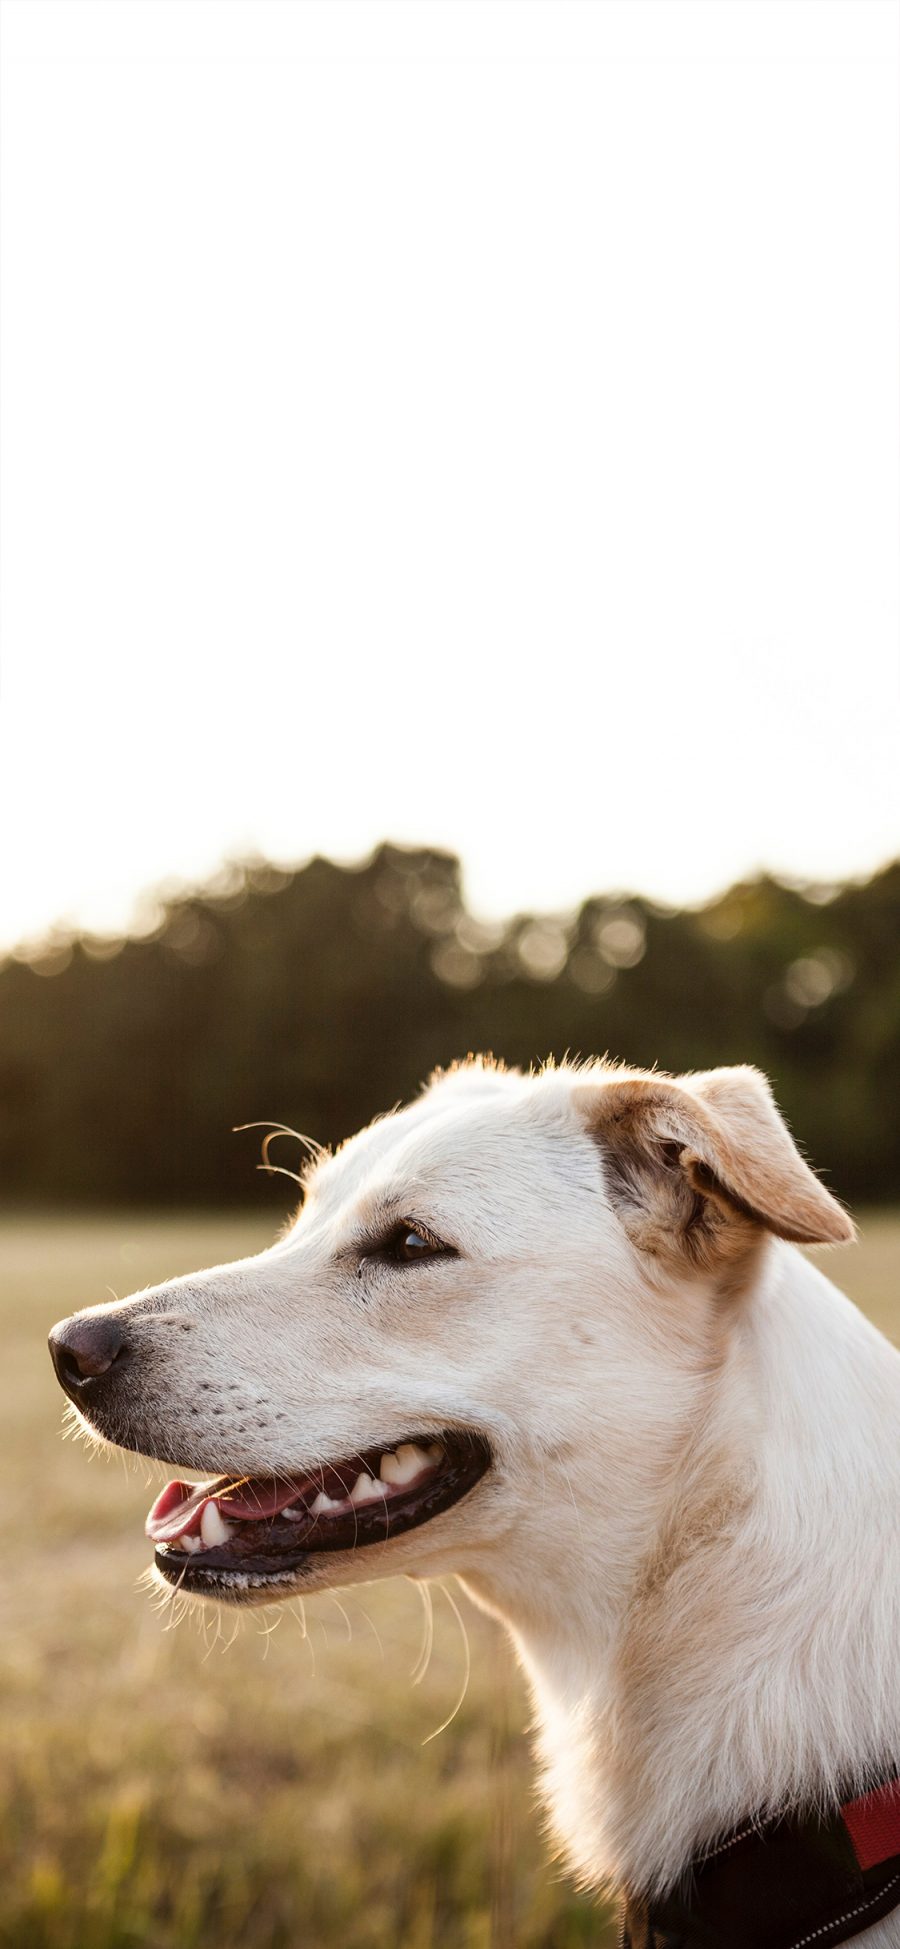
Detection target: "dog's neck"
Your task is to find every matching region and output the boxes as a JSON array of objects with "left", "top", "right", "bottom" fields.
[{"left": 462, "top": 1241, "right": 900, "bottom": 1901}]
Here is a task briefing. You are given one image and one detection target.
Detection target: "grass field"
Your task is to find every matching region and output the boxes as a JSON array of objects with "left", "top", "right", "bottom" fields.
[{"left": 1, "top": 1214, "right": 897, "bottom": 1949}]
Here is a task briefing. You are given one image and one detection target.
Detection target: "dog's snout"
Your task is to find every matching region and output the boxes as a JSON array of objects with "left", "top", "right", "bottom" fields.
[{"left": 49, "top": 1314, "right": 128, "bottom": 1394}]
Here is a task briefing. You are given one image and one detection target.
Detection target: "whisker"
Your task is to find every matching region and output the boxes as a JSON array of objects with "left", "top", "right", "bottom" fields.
[
  {"left": 257, "top": 1605, "right": 284, "bottom": 1657},
  {"left": 422, "top": 1582, "right": 471, "bottom": 1745},
  {"left": 411, "top": 1578, "right": 435, "bottom": 1686},
  {"left": 344, "top": 1592, "right": 386, "bottom": 1665},
  {"left": 328, "top": 1592, "right": 354, "bottom": 1644},
  {"left": 233, "top": 1120, "right": 325, "bottom": 1192}
]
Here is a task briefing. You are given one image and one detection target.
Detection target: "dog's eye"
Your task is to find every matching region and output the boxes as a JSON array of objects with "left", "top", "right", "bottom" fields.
[{"left": 381, "top": 1222, "right": 453, "bottom": 1265}]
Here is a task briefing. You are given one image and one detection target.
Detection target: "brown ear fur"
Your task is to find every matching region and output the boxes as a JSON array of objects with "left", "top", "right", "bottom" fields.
[{"left": 573, "top": 1065, "right": 853, "bottom": 1271}]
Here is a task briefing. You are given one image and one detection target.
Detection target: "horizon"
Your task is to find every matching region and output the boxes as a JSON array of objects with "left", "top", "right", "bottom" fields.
[{"left": 5, "top": 836, "right": 898, "bottom": 971}]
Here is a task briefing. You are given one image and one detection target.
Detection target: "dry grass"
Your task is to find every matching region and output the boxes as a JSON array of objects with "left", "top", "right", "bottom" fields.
[{"left": 1, "top": 1212, "right": 897, "bottom": 1949}]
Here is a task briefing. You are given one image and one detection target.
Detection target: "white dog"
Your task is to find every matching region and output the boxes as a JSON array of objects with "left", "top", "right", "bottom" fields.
[{"left": 50, "top": 1060, "right": 900, "bottom": 1947}]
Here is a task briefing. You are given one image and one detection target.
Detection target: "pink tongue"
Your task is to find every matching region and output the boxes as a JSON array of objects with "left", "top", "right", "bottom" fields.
[{"left": 146, "top": 1475, "right": 307, "bottom": 1543}]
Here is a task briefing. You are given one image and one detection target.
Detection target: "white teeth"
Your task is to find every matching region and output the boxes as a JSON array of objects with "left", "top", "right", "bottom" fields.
[
  {"left": 310, "top": 1490, "right": 343, "bottom": 1516},
  {"left": 200, "top": 1501, "right": 233, "bottom": 1548},
  {"left": 180, "top": 1534, "right": 203, "bottom": 1554},
  {"left": 281, "top": 1505, "right": 307, "bottom": 1522},
  {"left": 379, "top": 1442, "right": 433, "bottom": 1487},
  {"left": 349, "top": 1471, "right": 386, "bottom": 1507}
]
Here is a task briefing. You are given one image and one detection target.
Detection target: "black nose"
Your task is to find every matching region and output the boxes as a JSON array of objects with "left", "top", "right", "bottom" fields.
[{"left": 49, "top": 1314, "right": 128, "bottom": 1394}]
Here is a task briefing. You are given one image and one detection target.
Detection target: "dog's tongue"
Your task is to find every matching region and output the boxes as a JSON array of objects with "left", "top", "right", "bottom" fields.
[{"left": 146, "top": 1475, "right": 303, "bottom": 1542}]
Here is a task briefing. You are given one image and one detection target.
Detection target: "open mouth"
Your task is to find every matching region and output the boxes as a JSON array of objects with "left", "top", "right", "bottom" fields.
[{"left": 148, "top": 1430, "right": 492, "bottom": 1593}]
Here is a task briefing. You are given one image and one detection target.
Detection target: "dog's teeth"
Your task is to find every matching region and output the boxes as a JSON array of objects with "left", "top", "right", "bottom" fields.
[
  {"left": 349, "top": 1471, "right": 385, "bottom": 1506},
  {"left": 427, "top": 1443, "right": 444, "bottom": 1462},
  {"left": 200, "top": 1501, "right": 233, "bottom": 1548},
  {"left": 380, "top": 1443, "right": 432, "bottom": 1487},
  {"left": 281, "top": 1505, "right": 307, "bottom": 1522},
  {"left": 181, "top": 1534, "right": 203, "bottom": 1554},
  {"left": 310, "top": 1490, "right": 343, "bottom": 1516}
]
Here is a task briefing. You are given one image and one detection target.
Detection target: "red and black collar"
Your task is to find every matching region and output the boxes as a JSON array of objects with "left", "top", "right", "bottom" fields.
[{"left": 620, "top": 1773, "right": 900, "bottom": 1949}]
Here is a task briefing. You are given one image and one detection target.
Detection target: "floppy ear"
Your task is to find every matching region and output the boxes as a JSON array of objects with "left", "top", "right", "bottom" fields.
[{"left": 572, "top": 1065, "right": 853, "bottom": 1268}]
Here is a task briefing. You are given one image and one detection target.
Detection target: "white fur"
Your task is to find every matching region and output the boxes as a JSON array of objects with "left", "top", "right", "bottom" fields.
[{"left": 69, "top": 1060, "right": 900, "bottom": 1944}]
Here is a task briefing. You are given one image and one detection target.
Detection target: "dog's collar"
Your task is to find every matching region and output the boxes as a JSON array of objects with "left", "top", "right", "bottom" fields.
[{"left": 620, "top": 1773, "right": 900, "bottom": 1949}]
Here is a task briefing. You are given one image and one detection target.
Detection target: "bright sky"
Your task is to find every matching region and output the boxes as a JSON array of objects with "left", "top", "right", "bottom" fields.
[{"left": 1, "top": 0, "right": 898, "bottom": 951}]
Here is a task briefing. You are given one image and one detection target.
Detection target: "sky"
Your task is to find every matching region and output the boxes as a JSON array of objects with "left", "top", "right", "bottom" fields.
[{"left": 1, "top": 0, "right": 898, "bottom": 952}]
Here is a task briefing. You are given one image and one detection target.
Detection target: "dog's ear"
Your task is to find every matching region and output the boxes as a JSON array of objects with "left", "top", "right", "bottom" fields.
[{"left": 573, "top": 1065, "right": 853, "bottom": 1267}]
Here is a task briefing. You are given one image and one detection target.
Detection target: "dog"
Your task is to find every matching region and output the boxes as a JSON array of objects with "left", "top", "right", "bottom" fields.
[{"left": 49, "top": 1059, "right": 900, "bottom": 1946}]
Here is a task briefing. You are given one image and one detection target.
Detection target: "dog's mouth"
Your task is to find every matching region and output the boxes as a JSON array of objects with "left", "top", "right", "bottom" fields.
[{"left": 148, "top": 1430, "right": 491, "bottom": 1593}]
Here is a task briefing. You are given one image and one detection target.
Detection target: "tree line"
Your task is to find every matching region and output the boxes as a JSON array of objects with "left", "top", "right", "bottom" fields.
[{"left": 1, "top": 843, "right": 897, "bottom": 1207}]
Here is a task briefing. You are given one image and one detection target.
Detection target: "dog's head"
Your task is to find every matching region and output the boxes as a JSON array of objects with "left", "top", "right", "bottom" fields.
[{"left": 49, "top": 1059, "right": 852, "bottom": 1608}]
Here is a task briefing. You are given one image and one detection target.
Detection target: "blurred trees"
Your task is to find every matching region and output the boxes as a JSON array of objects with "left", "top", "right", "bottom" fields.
[{"left": 0, "top": 843, "right": 897, "bottom": 1206}]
